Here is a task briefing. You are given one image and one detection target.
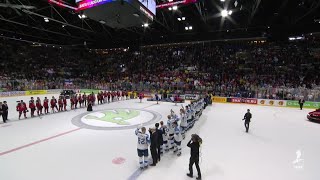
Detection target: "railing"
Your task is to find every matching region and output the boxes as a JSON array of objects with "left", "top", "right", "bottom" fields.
[{"left": 1, "top": 79, "right": 319, "bottom": 102}]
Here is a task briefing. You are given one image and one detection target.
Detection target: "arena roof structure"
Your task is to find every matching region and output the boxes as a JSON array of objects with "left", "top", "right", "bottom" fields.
[{"left": 0, "top": 0, "right": 319, "bottom": 48}]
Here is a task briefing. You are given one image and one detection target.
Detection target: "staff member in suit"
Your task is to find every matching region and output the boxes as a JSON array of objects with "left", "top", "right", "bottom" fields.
[
  {"left": 2, "top": 101, "right": 8, "bottom": 122},
  {"left": 155, "top": 123, "right": 163, "bottom": 161},
  {"left": 187, "top": 134, "right": 202, "bottom": 180}
]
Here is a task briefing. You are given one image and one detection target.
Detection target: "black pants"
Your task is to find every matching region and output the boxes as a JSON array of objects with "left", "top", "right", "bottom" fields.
[
  {"left": 189, "top": 156, "right": 201, "bottom": 177},
  {"left": 299, "top": 103, "right": 303, "bottom": 110},
  {"left": 245, "top": 121, "right": 250, "bottom": 132},
  {"left": 151, "top": 147, "right": 158, "bottom": 165},
  {"left": 157, "top": 144, "right": 161, "bottom": 161},
  {"left": 3, "top": 111, "right": 8, "bottom": 122}
]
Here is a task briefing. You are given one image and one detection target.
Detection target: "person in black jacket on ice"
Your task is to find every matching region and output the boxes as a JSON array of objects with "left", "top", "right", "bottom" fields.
[
  {"left": 243, "top": 109, "right": 252, "bottom": 133},
  {"left": 2, "top": 101, "right": 8, "bottom": 123},
  {"left": 155, "top": 123, "right": 163, "bottom": 161},
  {"left": 187, "top": 134, "right": 202, "bottom": 180},
  {"left": 149, "top": 127, "right": 158, "bottom": 166}
]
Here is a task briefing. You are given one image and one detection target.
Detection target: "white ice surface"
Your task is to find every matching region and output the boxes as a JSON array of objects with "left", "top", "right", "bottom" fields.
[{"left": 0, "top": 96, "right": 320, "bottom": 180}]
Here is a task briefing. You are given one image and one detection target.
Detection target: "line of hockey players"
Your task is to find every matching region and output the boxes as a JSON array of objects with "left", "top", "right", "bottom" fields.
[
  {"left": 135, "top": 97, "right": 207, "bottom": 169},
  {"left": 15, "top": 91, "right": 129, "bottom": 120}
]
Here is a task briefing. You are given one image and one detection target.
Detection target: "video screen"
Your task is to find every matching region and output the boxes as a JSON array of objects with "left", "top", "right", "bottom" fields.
[{"left": 138, "top": 0, "right": 156, "bottom": 16}]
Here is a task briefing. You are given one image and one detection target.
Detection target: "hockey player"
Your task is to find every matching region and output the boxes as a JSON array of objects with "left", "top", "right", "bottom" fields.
[
  {"left": 43, "top": 97, "right": 49, "bottom": 114},
  {"left": 167, "top": 115, "right": 175, "bottom": 150},
  {"left": 173, "top": 121, "right": 182, "bottom": 156},
  {"left": 29, "top": 97, "right": 36, "bottom": 117},
  {"left": 78, "top": 94, "right": 83, "bottom": 108},
  {"left": 180, "top": 108, "right": 188, "bottom": 139},
  {"left": 50, "top": 96, "right": 58, "bottom": 113},
  {"left": 58, "top": 97, "right": 63, "bottom": 112},
  {"left": 82, "top": 93, "right": 87, "bottom": 107},
  {"left": 36, "top": 97, "right": 43, "bottom": 116},
  {"left": 139, "top": 92, "right": 144, "bottom": 103},
  {"left": 160, "top": 121, "right": 169, "bottom": 153},
  {"left": 74, "top": 94, "right": 78, "bottom": 109},
  {"left": 17, "top": 100, "right": 27, "bottom": 119},
  {"left": 70, "top": 95, "right": 75, "bottom": 110},
  {"left": 63, "top": 96, "right": 67, "bottom": 111},
  {"left": 135, "top": 127, "right": 150, "bottom": 169}
]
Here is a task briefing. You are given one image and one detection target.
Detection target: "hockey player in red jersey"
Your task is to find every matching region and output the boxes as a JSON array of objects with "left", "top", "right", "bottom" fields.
[
  {"left": 50, "top": 96, "right": 58, "bottom": 113},
  {"left": 43, "top": 97, "right": 49, "bottom": 114},
  {"left": 139, "top": 92, "right": 144, "bottom": 103},
  {"left": 29, "top": 97, "right": 36, "bottom": 117},
  {"left": 58, "top": 97, "right": 63, "bottom": 112},
  {"left": 78, "top": 94, "right": 83, "bottom": 108},
  {"left": 82, "top": 93, "right": 87, "bottom": 107},
  {"left": 63, "top": 96, "right": 67, "bottom": 111},
  {"left": 17, "top": 100, "right": 27, "bottom": 119},
  {"left": 36, "top": 97, "right": 43, "bottom": 116}
]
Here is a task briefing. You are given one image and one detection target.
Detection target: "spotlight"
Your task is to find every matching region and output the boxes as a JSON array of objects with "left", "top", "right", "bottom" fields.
[
  {"left": 182, "top": 17, "right": 186, "bottom": 20},
  {"left": 189, "top": 26, "right": 193, "bottom": 30},
  {"left": 168, "top": 7, "right": 172, "bottom": 10},
  {"left": 172, "top": 6, "right": 178, "bottom": 10},
  {"left": 228, "top": 10, "right": 232, "bottom": 15},
  {"left": 177, "top": 18, "right": 181, "bottom": 21},
  {"left": 185, "top": 27, "right": 189, "bottom": 30},
  {"left": 44, "top": 17, "right": 49, "bottom": 22},
  {"left": 221, "top": 0, "right": 225, "bottom": 2},
  {"left": 221, "top": 10, "right": 228, "bottom": 17}
]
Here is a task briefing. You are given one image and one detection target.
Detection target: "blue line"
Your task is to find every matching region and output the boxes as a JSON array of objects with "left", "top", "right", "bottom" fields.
[{"left": 127, "top": 168, "right": 143, "bottom": 180}]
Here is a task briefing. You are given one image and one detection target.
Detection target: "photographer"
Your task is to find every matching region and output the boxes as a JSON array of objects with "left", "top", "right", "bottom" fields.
[{"left": 187, "top": 134, "right": 202, "bottom": 180}]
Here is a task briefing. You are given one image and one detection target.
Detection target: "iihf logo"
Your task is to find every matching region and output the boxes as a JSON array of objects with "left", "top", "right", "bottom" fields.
[{"left": 292, "top": 150, "right": 304, "bottom": 169}]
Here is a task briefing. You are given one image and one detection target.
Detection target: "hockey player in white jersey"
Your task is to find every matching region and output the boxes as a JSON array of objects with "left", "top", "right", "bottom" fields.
[
  {"left": 172, "top": 121, "right": 182, "bottom": 156},
  {"left": 135, "top": 127, "right": 150, "bottom": 169},
  {"left": 167, "top": 115, "right": 176, "bottom": 150},
  {"left": 170, "top": 109, "right": 179, "bottom": 121},
  {"left": 160, "top": 121, "right": 169, "bottom": 153},
  {"left": 179, "top": 108, "right": 188, "bottom": 139}
]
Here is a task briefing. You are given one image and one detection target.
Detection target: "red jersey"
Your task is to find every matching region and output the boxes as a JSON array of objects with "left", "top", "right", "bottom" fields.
[
  {"left": 63, "top": 99, "right": 67, "bottom": 105},
  {"left": 17, "top": 102, "right": 27, "bottom": 111},
  {"left": 29, "top": 100, "right": 35, "bottom": 109},
  {"left": 36, "top": 100, "right": 42, "bottom": 108},
  {"left": 43, "top": 99, "right": 49, "bottom": 108},
  {"left": 50, "top": 99, "right": 57, "bottom": 106},
  {"left": 58, "top": 99, "right": 63, "bottom": 106}
]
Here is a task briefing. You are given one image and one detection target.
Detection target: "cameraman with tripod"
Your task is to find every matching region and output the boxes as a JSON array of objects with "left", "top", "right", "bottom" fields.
[{"left": 187, "top": 134, "right": 202, "bottom": 180}]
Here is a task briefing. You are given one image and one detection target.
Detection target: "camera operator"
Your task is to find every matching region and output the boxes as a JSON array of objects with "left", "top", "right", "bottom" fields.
[{"left": 187, "top": 134, "right": 202, "bottom": 180}]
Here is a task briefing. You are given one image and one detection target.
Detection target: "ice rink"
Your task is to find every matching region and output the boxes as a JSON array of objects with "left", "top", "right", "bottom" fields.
[{"left": 1, "top": 94, "right": 320, "bottom": 180}]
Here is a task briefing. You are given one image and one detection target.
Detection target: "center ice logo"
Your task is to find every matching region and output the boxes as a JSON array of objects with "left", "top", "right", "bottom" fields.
[{"left": 84, "top": 109, "right": 140, "bottom": 125}]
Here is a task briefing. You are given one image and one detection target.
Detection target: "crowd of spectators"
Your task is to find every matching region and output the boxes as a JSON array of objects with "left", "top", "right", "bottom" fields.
[{"left": 0, "top": 38, "right": 320, "bottom": 101}]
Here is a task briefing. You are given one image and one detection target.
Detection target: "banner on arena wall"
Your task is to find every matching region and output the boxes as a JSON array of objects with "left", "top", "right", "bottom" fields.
[
  {"left": 80, "top": 89, "right": 101, "bottom": 94},
  {"left": 47, "top": 89, "right": 63, "bottom": 94},
  {"left": 25, "top": 90, "right": 47, "bottom": 95},
  {"left": 212, "top": 96, "right": 227, "bottom": 103},
  {"left": 0, "top": 91, "right": 26, "bottom": 97},
  {"left": 258, "top": 99, "right": 287, "bottom": 107},
  {"left": 287, "top": 100, "right": 320, "bottom": 109},
  {"left": 185, "top": 94, "right": 199, "bottom": 100},
  {"left": 227, "top": 98, "right": 257, "bottom": 104}
]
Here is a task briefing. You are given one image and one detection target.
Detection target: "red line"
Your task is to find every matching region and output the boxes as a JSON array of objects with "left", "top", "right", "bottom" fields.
[{"left": 0, "top": 127, "right": 81, "bottom": 157}]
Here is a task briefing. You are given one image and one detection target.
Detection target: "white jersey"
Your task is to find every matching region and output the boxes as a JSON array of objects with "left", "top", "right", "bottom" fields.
[
  {"left": 171, "top": 112, "right": 179, "bottom": 121},
  {"left": 174, "top": 126, "right": 183, "bottom": 142},
  {"left": 167, "top": 118, "right": 176, "bottom": 135},
  {"left": 180, "top": 113, "right": 188, "bottom": 127},
  {"left": 135, "top": 128, "right": 150, "bottom": 150},
  {"left": 186, "top": 109, "right": 192, "bottom": 120},
  {"left": 160, "top": 125, "right": 169, "bottom": 141}
]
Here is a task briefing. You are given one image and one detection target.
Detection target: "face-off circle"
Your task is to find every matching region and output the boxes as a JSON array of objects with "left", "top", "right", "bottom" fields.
[{"left": 71, "top": 108, "right": 161, "bottom": 130}]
